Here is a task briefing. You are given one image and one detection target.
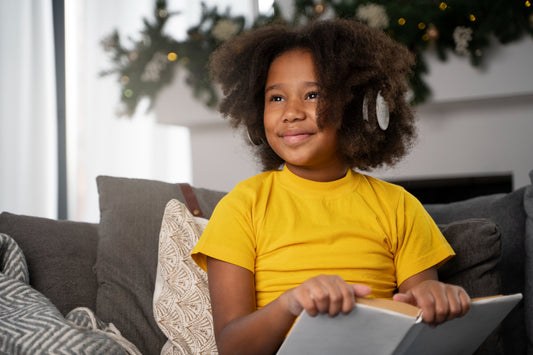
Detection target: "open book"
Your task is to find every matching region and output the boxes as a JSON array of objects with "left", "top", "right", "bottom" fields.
[{"left": 277, "top": 293, "right": 522, "bottom": 355}]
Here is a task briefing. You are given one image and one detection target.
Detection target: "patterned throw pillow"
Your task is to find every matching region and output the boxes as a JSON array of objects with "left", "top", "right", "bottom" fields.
[{"left": 153, "top": 199, "right": 218, "bottom": 354}]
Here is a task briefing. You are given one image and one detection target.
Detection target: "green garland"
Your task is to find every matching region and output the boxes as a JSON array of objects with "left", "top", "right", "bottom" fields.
[{"left": 101, "top": 0, "right": 533, "bottom": 117}]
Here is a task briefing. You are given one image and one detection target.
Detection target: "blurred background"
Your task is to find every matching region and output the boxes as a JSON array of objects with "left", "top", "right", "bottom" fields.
[{"left": 1, "top": 0, "right": 532, "bottom": 223}]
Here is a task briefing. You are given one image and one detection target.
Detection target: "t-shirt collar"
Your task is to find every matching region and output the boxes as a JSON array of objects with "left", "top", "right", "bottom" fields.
[{"left": 278, "top": 165, "right": 359, "bottom": 197}]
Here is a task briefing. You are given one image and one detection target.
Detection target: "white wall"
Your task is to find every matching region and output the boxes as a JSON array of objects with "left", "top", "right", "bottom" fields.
[
  {"left": 375, "top": 36, "right": 533, "bottom": 189},
  {"left": 155, "top": 35, "right": 533, "bottom": 193}
]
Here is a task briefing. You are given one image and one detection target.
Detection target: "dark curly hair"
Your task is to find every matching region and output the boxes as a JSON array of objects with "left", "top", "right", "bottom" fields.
[{"left": 209, "top": 19, "right": 417, "bottom": 171}]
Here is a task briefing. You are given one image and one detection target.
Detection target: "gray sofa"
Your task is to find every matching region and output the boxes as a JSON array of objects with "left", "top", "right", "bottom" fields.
[{"left": 1, "top": 170, "right": 532, "bottom": 355}]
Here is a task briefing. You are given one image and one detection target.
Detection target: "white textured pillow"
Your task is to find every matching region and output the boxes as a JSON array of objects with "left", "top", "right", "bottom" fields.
[{"left": 153, "top": 199, "right": 218, "bottom": 354}]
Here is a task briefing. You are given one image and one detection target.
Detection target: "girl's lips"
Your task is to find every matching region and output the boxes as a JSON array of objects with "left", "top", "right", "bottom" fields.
[{"left": 281, "top": 132, "right": 313, "bottom": 144}]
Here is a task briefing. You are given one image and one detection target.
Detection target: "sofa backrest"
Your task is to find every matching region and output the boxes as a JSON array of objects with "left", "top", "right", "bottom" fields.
[{"left": 0, "top": 212, "right": 99, "bottom": 315}]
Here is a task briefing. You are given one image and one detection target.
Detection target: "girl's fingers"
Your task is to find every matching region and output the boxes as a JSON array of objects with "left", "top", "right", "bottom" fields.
[
  {"left": 352, "top": 284, "right": 372, "bottom": 297},
  {"left": 444, "top": 287, "right": 462, "bottom": 321},
  {"left": 308, "top": 275, "right": 343, "bottom": 316},
  {"left": 309, "top": 281, "right": 331, "bottom": 315},
  {"left": 293, "top": 275, "right": 365, "bottom": 317},
  {"left": 416, "top": 283, "right": 471, "bottom": 325},
  {"left": 446, "top": 287, "right": 471, "bottom": 320},
  {"left": 297, "top": 286, "right": 320, "bottom": 317},
  {"left": 459, "top": 290, "right": 472, "bottom": 317},
  {"left": 328, "top": 276, "right": 354, "bottom": 316}
]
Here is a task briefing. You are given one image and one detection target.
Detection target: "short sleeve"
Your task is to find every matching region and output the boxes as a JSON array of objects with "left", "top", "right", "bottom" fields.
[
  {"left": 191, "top": 187, "right": 257, "bottom": 273},
  {"left": 394, "top": 190, "right": 455, "bottom": 286}
]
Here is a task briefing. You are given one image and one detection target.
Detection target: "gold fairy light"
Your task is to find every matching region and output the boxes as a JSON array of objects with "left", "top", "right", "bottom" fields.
[
  {"left": 439, "top": 2, "right": 448, "bottom": 10},
  {"left": 314, "top": 3, "right": 325, "bottom": 14},
  {"left": 398, "top": 18, "right": 406, "bottom": 25},
  {"left": 469, "top": 14, "right": 476, "bottom": 21},
  {"left": 167, "top": 52, "right": 178, "bottom": 61},
  {"left": 426, "top": 24, "right": 439, "bottom": 41}
]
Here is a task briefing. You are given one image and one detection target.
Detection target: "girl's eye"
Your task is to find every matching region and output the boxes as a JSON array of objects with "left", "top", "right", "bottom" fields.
[
  {"left": 269, "top": 95, "right": 284, "bottom": 102},
  {"left": 306, "top": 91, "right": 319, "bottom": 100}
]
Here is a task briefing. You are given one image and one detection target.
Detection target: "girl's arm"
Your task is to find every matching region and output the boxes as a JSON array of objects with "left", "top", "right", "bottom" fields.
[
  {"left": 207, "top": 257, "right": 371, "bottom": 355},
  {"left": 393, "top": 267, "right": 471, "bottom": 326}
]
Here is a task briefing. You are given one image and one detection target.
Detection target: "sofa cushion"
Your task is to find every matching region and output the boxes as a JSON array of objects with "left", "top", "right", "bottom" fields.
[
  {"left": 425, "top": 187, "right": 526, "bottom": 295},
  {"left": 0, "top": 212, "right": 98, "bottom": 315},
  {"left": 153, "top": 199, "right": 217, "bottom": 354},
  {"left": 438, "top": 218, "right": 501, "bottom": 298},
  {"left": 95, "top": 176, "right": 225, "bottom": 355},
  {"left": 437, "top": 218, "right": 503, "bottom": 355}
]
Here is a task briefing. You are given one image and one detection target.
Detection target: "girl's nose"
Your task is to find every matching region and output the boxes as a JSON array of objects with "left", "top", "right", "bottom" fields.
[{"left": 283, "top": 99, "right": 306, "bottom": 122}]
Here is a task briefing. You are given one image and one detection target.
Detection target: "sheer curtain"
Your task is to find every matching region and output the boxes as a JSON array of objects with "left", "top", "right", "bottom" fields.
[{"left": 0, "top": 1, "right": 58, "bottom": 218}]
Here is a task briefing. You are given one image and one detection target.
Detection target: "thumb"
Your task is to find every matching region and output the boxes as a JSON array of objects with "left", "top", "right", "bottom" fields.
[
  {"left": 393, "top": 291, "right": 416, "bottom": 306},
  {"left": 351, "top": 284, "right": 371, "bottom": 297}
]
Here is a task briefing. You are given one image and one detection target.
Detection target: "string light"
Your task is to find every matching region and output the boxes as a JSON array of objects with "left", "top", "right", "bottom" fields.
[
  {"left": 167, "top": 52, "right": 178, "bottom": 61},
  {"left": 314, "top": 3, "right": 325, "bottom": 14},
  {"left": 102, "top": 0, "right": 533, "bottom": 116},
  {"left": 426, "top": 24, "right": 439, "bottom": 41}
]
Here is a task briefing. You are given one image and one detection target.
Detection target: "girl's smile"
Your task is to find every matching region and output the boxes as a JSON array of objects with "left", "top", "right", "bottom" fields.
[
  {"left": 280, "top": 128, "right": 315, "bottom": 144},
  {"left": 263, "top": 48, "right": 347, "bottom": 182}
]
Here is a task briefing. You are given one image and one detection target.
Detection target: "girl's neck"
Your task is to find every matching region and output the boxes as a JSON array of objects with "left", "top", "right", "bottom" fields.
[{"left": 285, "top": 163, "right": 349, "bottom": 182}]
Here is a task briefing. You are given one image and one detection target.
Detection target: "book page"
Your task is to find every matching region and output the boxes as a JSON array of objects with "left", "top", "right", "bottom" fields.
[{"left": 356, "top": 297, "right": 421, "bottom": 318}]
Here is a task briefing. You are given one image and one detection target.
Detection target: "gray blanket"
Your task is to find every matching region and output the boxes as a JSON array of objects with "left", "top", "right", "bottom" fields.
[{"left": 0, "top": 233, "right": 138, "bottom": 354}]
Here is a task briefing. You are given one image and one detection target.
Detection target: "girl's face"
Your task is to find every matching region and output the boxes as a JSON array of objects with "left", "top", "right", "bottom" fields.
[{"left": 263, "top": 49, "right": 346, "bottom": 182}]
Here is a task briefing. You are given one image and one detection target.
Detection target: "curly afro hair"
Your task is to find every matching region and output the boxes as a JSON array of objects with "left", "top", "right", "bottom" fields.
[{"left": 209, "top": 19, "right": 417, "bottom": 171}]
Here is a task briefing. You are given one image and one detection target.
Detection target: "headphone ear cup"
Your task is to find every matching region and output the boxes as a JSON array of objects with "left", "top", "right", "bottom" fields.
[{"left": 376, "top": 91, "right": 389, "bottom": 131}]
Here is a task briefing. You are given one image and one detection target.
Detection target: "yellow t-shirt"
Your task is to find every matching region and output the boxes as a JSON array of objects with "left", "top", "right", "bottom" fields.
[{"left": 192, "top": 166, "right": 454, "bottom": 308}]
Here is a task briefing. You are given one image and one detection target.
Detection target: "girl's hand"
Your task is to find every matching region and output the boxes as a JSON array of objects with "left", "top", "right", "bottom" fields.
[
  {"left": 281, "top": 274, "right": 371, "bottom": 317},
  {"left": 393, "top": 278, "right": 471, "bottom": 326}
]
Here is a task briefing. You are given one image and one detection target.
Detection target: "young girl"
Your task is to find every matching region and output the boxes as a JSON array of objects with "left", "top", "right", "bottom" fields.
[{"left": 192, "top": 19, "right": 470, "bottom": 354}]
